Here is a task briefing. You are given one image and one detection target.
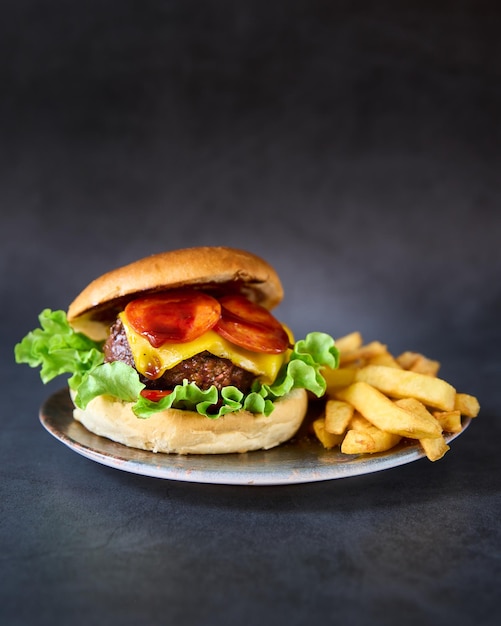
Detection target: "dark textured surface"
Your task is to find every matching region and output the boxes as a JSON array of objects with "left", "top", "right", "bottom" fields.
[{"left": 1, "top": 2, "right": 500, "bottom": 625}]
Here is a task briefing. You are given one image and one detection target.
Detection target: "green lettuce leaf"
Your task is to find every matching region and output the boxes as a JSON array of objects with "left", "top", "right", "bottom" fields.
[
  {"left": 14, "top": 309, "right": 104, "bottom": 388},
  {"left": 73, "top": 361, "right": 145, "bottom": 409},
  {"left": 133, "top": 382, "right": 277, "bottom": 419},
  {"left": 15, "top": 310, "right": 340, "bottom": 419},
  {"left": 263, "top": 332, "right": 340, "bottom": 400},
  {"left": 133, "top": 380, "right": 228, "bottom": 418}
]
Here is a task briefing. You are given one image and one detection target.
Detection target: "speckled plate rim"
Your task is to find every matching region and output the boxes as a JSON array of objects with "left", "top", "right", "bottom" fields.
[{"left": 39, "top": 389, "right": 471, "bottom": 486}]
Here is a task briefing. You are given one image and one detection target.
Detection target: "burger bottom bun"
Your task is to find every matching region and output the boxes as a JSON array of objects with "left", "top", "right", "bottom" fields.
[{"left": 72, "top": 388, "right": 308, "bottom": 454}]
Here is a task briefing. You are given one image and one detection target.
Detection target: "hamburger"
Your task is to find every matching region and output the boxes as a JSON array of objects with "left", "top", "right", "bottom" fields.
[{"left": 15, "top": 246, "right": 339, "bottom": 454}]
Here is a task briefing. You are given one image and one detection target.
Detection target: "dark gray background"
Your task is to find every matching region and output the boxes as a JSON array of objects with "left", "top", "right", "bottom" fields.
[{"left": 1, "top": 2, "right": 500, "bottom": 625}]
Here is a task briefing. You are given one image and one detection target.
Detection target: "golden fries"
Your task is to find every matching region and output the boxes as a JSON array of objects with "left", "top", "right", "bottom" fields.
[
  {"left": 433, "top": 410, "right": 463, "bottom": 433},
  {"left": 354, "top": 365, "right": 456, "bottom": 411},
  {"left": 341, "top": 414, "right": 402, "bottom": 455},
  {"left": 454, "top": 393, "right": 480, "bottom": 418},
  {"left": 312, "top": 418, "right": 344, "bottom": 450},
  {"left": 395, "top": 398, "right": 451, "bottom": 461},
  {"left": 320, "top": 367, "right": 356, "bottom": 390},
  {"left": 417, "top": 435, "right": 450, "bottom": 462},
  {"left": 367, "top": 352, "right": 402, "bottom": 368},
  {"left": 339, "top": 341, "right": 388, "bottom": 366},
  {"left": 312, "top": 331, "right": 480, "bottom": 462},
  {"left": 396, "top": 351, "right": 440, "bottom": 376},
  {"left": 325, "top": 399, "right": 355, "bottom": 435},
  {"left": 336, "top": 382, "right": 443, "bottom": 439},
  {"left": 324, "top": 399, "right": 354, "bottom": 434},
  {"left": 334, "top": 331, "right": 362, "bottom": 354}
]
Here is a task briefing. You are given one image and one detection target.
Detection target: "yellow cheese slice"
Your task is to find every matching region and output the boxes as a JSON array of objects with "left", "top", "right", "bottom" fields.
[{"left": 119, "top": 313, "right": 291, "bottom": 384}]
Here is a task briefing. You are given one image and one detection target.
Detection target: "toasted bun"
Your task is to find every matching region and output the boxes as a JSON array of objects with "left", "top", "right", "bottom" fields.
[
  {"left": 67, "top": 246, "right": 284, "bottom": 324},
  {"left": 72, "top": 388, "right": 308, "bottom": 454}
]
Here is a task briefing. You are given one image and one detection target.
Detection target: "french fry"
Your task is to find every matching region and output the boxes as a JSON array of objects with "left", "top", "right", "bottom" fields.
[
  {"left": 324, "top": 399, "right": 354, "bottom": 434},
  {"left": 311, "top": 331, "right": 480, "bottom": 462},
  {"left": 396, "top": 351, "right": 421, "bottom": 369},
  {"left": 321, "top": 367, "right": 356, "bottom": 392},
  {"left": 312, "top": 418, "right": 344, "bottom": 449},
  {"left": 336, "top": 382, "right": 442, "bottom": 439},
  {"left": 340, "top": 341, "right": 388, "bottom": 366},
  {"left": 395, "top": 398, "right": 449, "bottom": 461},
  {"left": 433, "top": 410, "right": 462, "bottom": 433},
  {"left": 394, "top": 397, "right": 429, "bottom": 415},
  {"left": 418, "top": 435, "right": 450, "bottom": 461},
  {"left": 335, "top": 331, "right": 363, "bottom": 354},
  {"left": 348, "top": 413, "right": 375, "bottom": 431},
  {"left": 341, "top": 413, "right": 401, "bottom": 454},
  {"left": 396, "top": 351, "right": 440, "bottom": 376},
  {"left": 454, "top": 393, "right": 480, "bottom": 418},
  {"left": 409, "top": 354, "right": 440, "bottom": 377},
  {"left": 367, "top": 352, "right": 402, "bottom": 368},
  {"left": 354, "top": 365, "right": 456, "bottom": 411}
]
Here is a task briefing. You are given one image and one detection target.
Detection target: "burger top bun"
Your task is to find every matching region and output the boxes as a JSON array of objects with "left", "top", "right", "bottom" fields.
[
  {"left": 67, "top": 246, "right": 284, "bottom": 324},
  {"left": 72, "top": 388, "right": 308, "bottom": 455}
]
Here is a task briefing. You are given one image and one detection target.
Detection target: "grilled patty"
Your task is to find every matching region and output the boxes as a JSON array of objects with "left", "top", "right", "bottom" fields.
[{"left": 104, "top": 318, "right": 256, "bottom": 393}]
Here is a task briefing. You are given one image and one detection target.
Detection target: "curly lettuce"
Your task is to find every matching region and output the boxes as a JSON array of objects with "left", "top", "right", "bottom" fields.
[
  {"left": 14, "top": 309, "right": 104, "bottom": 389},
  {"left": 15, "top": 309, "right": 339, "bottom": 418}
]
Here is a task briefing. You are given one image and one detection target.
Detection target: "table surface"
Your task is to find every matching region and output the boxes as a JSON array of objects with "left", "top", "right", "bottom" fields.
[{"left": 2, "top": 2, "right": 500, "bottom": 625}]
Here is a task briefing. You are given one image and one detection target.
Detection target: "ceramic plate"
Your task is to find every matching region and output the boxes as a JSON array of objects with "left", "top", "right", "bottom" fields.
[{"left": 39, "top": 389, "right": 470, "bottom": 486}]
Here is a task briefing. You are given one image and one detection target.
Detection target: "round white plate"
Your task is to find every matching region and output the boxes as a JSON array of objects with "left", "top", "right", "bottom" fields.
[{"left": 39, "top": 389, "right": 470, "bottom": 486}]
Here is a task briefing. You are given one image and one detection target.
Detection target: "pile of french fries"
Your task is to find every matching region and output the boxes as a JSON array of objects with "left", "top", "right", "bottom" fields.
[{"left": 313, "top": 331, "right": 480, "bottom": 461}]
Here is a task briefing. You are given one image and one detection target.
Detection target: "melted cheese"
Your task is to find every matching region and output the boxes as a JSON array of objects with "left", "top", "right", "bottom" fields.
[{"left": 119, "top": 313, "right": 291, "bottom": 384}]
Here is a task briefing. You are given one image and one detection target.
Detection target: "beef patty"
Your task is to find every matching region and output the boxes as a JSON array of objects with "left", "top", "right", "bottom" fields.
[{"left": 104, "top": 318, "right": 256, "bottom": 393}]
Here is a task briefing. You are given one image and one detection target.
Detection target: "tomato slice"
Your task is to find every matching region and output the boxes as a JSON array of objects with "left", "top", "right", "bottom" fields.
[
  {"left": 124, "top": 290, "right": 221, "bottom": 347},
  {"left": 214, "top": 295, "right": 290, "bottom": 354},
  {"left": 140, "top": 389, "right": 173, "bottom": 402}
]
